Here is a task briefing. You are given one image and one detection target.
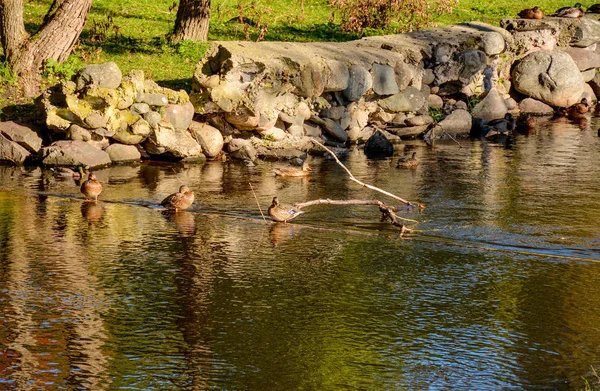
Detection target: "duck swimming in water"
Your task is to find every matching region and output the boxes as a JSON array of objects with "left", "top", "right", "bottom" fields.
[
  {"left": 268, "top": 197, "right": 304, "bottom": 223},
  {"left": 396, "top": 152, "right": 419, "bottom": 168},
  {"left": 161, "top": 185, "right": 195, "bottom": 212},
  {"left": 80, "top": 173, "right": 102, "bottom": 202},
  {"left": 273, "top": 160, "right": 311, "bottom": 177},
  {"left": 484, "top": 113, "right": 517, "bottom": 135},
  {"left": 567, "top": 97, "right": 590, "bottom": 119},
  {"left": 52, "top": 165, "right": 87, "bottom": 179}
]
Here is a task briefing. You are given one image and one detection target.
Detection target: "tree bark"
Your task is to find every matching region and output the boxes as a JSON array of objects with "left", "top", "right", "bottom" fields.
[
  {"left": 0, "top": 0, "right": 92, "bottom": 97},
  {"left": 171, "top": 0, "right": 211, "bottom": 42}
]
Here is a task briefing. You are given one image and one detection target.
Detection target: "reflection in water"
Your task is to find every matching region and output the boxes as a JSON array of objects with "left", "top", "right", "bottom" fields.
[{"left": 0, "top": 117, "right": 600, "bottom": 390}]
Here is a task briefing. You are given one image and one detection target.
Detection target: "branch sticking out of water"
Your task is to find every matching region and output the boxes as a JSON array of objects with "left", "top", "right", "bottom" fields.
[{"left": 310, "top": 138, "right": 424, "bottom": 209}]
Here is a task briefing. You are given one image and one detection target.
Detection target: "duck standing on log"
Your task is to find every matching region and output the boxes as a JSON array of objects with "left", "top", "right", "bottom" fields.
[
  {"left": 273, "top": 160, "right": 311, "bottom": 177},
  {"left": 80, "top": 173, "right": 103, "bottom": 202},
  {"left": 268, "top": 197, "right": 303, "bottom": 223},
  {"left": 161, "top": 185, "right": 195, "bottom": 212},
  {"left": 518, "top": 6, "right": 544, "bottom": 19},
  {"left": 554, "top": 3, "right": 584, "bottom": 17}
]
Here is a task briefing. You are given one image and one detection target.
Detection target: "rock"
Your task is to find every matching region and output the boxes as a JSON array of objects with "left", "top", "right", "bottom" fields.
[
  {"left": 105, "top": 144, "right": 141, "bottom": 162},
  {"left": 455, "top": 101, "right": 468, "bottom": 111},
  {"left": 518, "top": 98, "right": 555, "bottom": 115},
  {"left": 564, "top": 47, "right": 600, "bottom": 71},
  {"left": 295, "top": 62, "right": 325, "bottom": 98},
  {"left": 428, "top": 94, "right": 444, "bottom": 108},
  {"left": 505, "top": 97, "right": 519, "bottom": 111},
  {"left": 40, "top": 140, "right": 111, "bottom": 168},
  {"left": 259, "top": 126, "right": 287, "bottom": 141},
  {"left": 0, "top": 121, "right": 43, "bottom": 153},
  {"left": 363, "top": 130, "right": 394, "bottom": 158},
  {"left": 589, "top": 72, "right": 600, "bottom": 96},
  {"left": 422, "top": 68, "right": 435, "bottom": 85},
  {"left": 117, "top": 95, "right": 134, "bottom": 110},
  {"left": 581, "top": 69, "right": 596, "bottom": 83},
  {"left": 320, "top": 106, "right": 346, "bottom": 121},
  {"left": 131, "top": 119, "right": 152, "bottom": 136},
  {"left": 287, "top": 124, "right": 304, "bottom": 137},
  {"left": 437, "top": 109, "right": 472, "bottom": 134},
  {"left": 112, "top": 127, "right": 146, "bottom": 145},
  {"left": 372, "top": 63, "right": 399, "bottom": 96},
  {"left": 370, "top": 109, "right": 395, "bottom": 124},
  {"left": 143, "top": 111, "right": 162, "bottom": 127},
  {"left": 342, "top": 65, "right": 372, "bottom": 102},
  {"left": 225, "top": 108, "right": 260, "bottom": 130},
  {"left": 388, "top": 125, "right": 429, "bottom": 139},
  {"left": 163, "top": 101, "right": 195, "bottom": 131},
  {"left": 324, "top": 60, "right": 349, "bottom": 92},
  {"left": 378, "top": 87, "right": 426, "bottom": 113},
  {"left": 66, "top": 124, "right": 92, "bottom": 141},
  {"left": 87, "top": 134, "right": 110, "bottom": 150},
  {"left": 581, "top": 82, "right": 597, "bottom": 104},
  {"left": 405, "top": 115, "right": 433, "bottom": 126},
  {"left": 471, "top": 88, "right": 507, "bottom": 121},
  {"left": 152, "top": 123, "right": 203, "bottom": 158},
  {"left": 394, "top": 62, "right": 417, "bottom": 91},
  {"left": 92, "top": 127, "right": 114, "bottom": 138},
  {"left": 130, "top": 103, "right": 151, "bottom": 115},
  {"left": 228, "top": 138, "right": 257, "bottom": 161},
  {"left": 0, "top": 134, "right": 31, "bottom": 164},
  {"left": 143, "top": 93, "right": 169, "bottom": 107},
  {"left": 303, "top": 121, "right": 322, "bottom": 137},
  {"left": 75, "top": 62, "right": 122, "bottom": 90},
  {"left": 189, "top": 121, "right": 224, "bottom": 157},
  {"left": 309, "top": 116, "right": 348, "bottom": 142},
  {"left": 512, "top": 51, "right": 584, "bottom": 107}
]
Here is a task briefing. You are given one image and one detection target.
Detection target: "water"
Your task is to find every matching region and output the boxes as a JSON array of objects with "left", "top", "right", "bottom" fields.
[{"left": 1, "top": 116, "right": 600, "bottom": 390}]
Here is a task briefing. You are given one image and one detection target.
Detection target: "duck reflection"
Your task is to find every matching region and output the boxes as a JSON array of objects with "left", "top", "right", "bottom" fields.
[
  {"left": 81, "top": 201, "right": 103, "bottom": 224},
  {"left": 163, "top": 211, "right": 196, "bottom": 236},
  {"left": 269, "top": 223, "right": 301, "bottom": 247}
]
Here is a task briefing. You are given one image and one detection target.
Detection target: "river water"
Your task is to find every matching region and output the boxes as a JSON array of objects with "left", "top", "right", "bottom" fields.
[{"left": 1, "top": 116, "right": 599, "bottom": 390}]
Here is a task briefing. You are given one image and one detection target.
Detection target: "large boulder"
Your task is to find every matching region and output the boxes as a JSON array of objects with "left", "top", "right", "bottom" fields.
[
  {"left": 564, "top": 47, "right": 600, "bottom": 71},
  {"left": 151, "top": 123, "right": 203, "bottom": 158},
  {"left": 75, "top": 62, "right": 122, "bottom": 90},
  {"left": 518, "top": 98, "right": 555, "bottom": 115},
  {"left": 363, "top": 130, "right": 394, "bottom": 158},
  {"left": 40, "top": 140, "right": 111, "bottom": 167},
  {"left": 228, "top": 138, "right": 257, "bottom": 161},
  {"left": 163, "top": 101, "right": 195, "bottom": 131},
  {"left": 436, "top": 109, "right": 472, "bottom": 134},
  {"left": 0, "top": 121, "right": 43, "bottom": 153},
  {"left": 512, "top": 51, "right": 585, "bottom": 107},
  {"left": 0, "top": 134, "right": 31, "bottom": 164},
  {"left": 471, "top": 88, "right": 508, "bottom": 121},
  {"left": 189, "top": 122, "right": 224, "bottom": 158},
  {"left": 105, "top": 144, "right": 141, "bottom": 162}
]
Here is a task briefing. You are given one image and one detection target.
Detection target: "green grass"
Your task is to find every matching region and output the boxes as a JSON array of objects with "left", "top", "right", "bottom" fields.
[{"left": 0, "top": 0, "right": 597, "bottom": 117}]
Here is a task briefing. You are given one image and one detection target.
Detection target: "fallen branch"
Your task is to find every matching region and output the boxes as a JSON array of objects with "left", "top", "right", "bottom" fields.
[{"left": 310, "top": 138, "right": 424, "bottom": 209}]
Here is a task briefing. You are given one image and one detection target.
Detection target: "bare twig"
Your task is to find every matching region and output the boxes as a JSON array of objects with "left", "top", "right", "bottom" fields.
[
  {"left": 295, "top": 198, "right": 384, "bottom": 209},
  {"left": 171, "top": 168, "right": 185, "bottom": 185},
  {"left": 310, "top": 138, "right": 423, "bottom": 208},
  {"left": 249, "top": 182, "right": 267, "bottom": 223}
]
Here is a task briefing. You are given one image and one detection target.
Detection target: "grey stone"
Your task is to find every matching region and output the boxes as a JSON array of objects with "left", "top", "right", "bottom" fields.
[
  {"left": 287, "top": 124, "right": 304, "bottom": 137},
  {"left": 342, "top": 65, "right": 372, "bottom": 102},
  {"left": 295, "top": 62, "right": 324, "bottom": 98},
  {"left": 40, "top": 140, "right": 111, "bottom": 168},
  {"left": 189, "top": 121, "right": 224, "bottom": 157},
  {"left": 372, "top": 63, "right": 399, "bottom": 96},
  {"left": 588, "top": 72, "right": 600, "bottom": 96},
  {"left": 84, "top": 113, "right": 108, "bottom": 129},
  {"left": 66, "top": 124, "right": 92, "bottom": 141},
  {"left": 428, "top": 94, "right": 444, "bottom": 108},
  {"left": 405, "top": 115, "right": 434, "bottom": 126},
  {"left": 512, "top": 51, "right": 585, "bottom": 107},
  {"left": 228, "top": 138, "right": 257, "bottom": 161},
  {"left": 564, "top": 47, "right": 600, "bottom": 71},
  {"left": 0, "top": 121, "right": 43, "bottom": 153},
  {"left": 309, "top": 116, "right": 348, "bottom": 142},
  {"left": 0, "top": 134, "right": 30, "bottom": 164},
  {"left": 163, "top": 101, "right": 195, "bottom": 131},
  {"left": 105, "top": 144, "right": 141, "bottom": 162},
  {"left": 581, "top": 82, "right": 597, "bottom": 104},
  {"left": 92, "top": 127, "right": 115, "bottom": 138},
  {"left": 363, "top": 130, "right": 394, "bottom": 158},
  {"left": 320, "top": 106, "right": 346, "bottom": 120},
  {"left": 581, "top": 69, "right": 596, "bottom": 83},
  {"left": 303, "top": 121, "right": 322, "bottom": 137},
  {"left": 471, "top": 88, "right": 507, "bottom": 121},
  {"left": 111, "top": 128, "right": 146, "bottom": 145},
  {"left": 131, "top": 119, "right": 152, "bottom": 136},
  {"left": 143, "top": 93, "right": 169, "bottom": 107},
  {"left": 130, "top": 103, "right": 151, "bottom": 115},
  {"left": 143, "top": 111, "right": 162, "bottom": 127},
  {"left": 75, "top": 62, "right": 122, "bottom": 90},
  {"left": 394, "top": 62, "right": 417, "bottom": 91},
  {"left": 519, "top": 98, "right": 554, "bottom": 115},
  {"left": 324, "top": 60, "right": 349, "bottom": 92},
  {"left": 117, "top": 95, "right": 134, "bottom": 110},
  {"left": 422, "top": 68, "right": 435, "bottom": 85},
  {"left": 378, "top": 87, "right": 426, "bottom": 113},
  {"left": 225, "top": 107, "right": 260, "bottom": 130},
  {"left": 437, "top": 109, "right": 472, "bottom": 134},
  {"left": 152, "top": 123, "right": 202, "bottom": 158}
]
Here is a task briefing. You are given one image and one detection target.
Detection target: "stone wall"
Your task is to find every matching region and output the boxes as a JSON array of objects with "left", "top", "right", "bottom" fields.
[{"left": 4, "top": 18, "right": 600, "bottom": 167}]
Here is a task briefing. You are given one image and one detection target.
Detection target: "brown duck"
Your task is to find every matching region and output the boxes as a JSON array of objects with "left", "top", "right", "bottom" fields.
[
  {"left": 518, "top": 6, "right": 544, "bottom": 19},
  {"left": 273, "top": 161, "right": 311, "bottom": 177},
  {"left": 161, "top": 185, "right": 195, "bottom": 212},
  {"left": 567, "top": 97, "right": 590, "bottom": 119},
  {"left": 396, "top": 152, "right": 419, "bottom": 168},
  {"left": 268, "top": 197, "right": 304, "bottom": 223},
  {"left": 80, "top": 173, "right": 103, "bottom": 202}
]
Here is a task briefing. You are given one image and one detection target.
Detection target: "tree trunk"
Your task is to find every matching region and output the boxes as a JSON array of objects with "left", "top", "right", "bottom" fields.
[
  {"left": 171, "top": 0, "right": 211, "bottom": 42},
  {"left": 0, "top": 0, "right": 92, "bottom": 97}
]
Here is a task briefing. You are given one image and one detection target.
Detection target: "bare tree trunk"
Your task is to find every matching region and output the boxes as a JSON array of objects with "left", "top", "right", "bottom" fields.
[
  {"left": 0, "top": 0, "right": 92, "bottom": 97},
  {"left": 171, "top": 0, "right": 211, "bottom": 42}
]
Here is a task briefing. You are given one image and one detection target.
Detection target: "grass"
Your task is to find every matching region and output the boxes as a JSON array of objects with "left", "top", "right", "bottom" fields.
[{"left": 0, "top": 0, "right": 598, "bottom": 118}]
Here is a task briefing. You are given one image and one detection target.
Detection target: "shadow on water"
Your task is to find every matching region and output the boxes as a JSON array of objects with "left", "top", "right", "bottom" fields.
[{"left": 1, "top": 115, "right": 600, "bottom": 390}]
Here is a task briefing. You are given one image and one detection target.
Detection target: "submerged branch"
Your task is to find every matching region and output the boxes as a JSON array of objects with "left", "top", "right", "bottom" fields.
[{"left": 310, "top": 138, "right": 424, "bottom": 208}]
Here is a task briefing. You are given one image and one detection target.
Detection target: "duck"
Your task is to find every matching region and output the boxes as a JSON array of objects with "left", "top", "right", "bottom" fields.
[
  {"left": 396, "top": 152, "right": 419, "bottom": 168},
  {"left": 484, "top": 113, "right": 516, "bottom": 135},
  {"left": 80, "top": 173, "right": 103, "bottom": 202},
  {"left": 268, "top": 196, "right": 304, "bottom": 223},
  {"left": 273, "top": 160, "right": 311, "bottom": 177},
  {"left": 554, "top": 3, "right": 584, "bottom": 17},
  {"left": 52, "top": 165, "right": 87, "bottom": 179},
  {"left": 587, "top": 3, "right": 600, "bottom": 13},
  {"left": 567, "top": 97, "right": 590, "bottom": 119},
  {"left": 516, "top": 114, "right": 537, "bottom": 133},
  {"left": 518, "top": 6, "right": 544, "bottom": 19},
  {"left": 161, "top": 185, "right": 195, "bottom": 212}
]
